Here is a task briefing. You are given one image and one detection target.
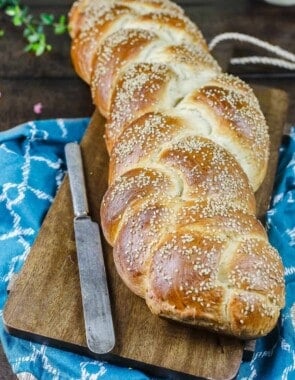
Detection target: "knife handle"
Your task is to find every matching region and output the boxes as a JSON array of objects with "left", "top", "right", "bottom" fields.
[{"left": 65, "top": 143, "right": 89, "bottom": 217}]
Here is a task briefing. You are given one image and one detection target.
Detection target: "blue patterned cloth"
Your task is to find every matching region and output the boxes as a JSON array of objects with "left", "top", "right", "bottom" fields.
[
  {"left": 0, "top": 119, "right": 294, "bottom": 380},
  {"left": 238, "top": 130, "right": 295, "bottom": 380}
]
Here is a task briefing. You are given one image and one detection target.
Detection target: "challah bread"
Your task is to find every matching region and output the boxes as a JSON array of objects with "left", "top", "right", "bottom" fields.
[{"left": 69, "top": 0, "right": 285, "bottom": 339}]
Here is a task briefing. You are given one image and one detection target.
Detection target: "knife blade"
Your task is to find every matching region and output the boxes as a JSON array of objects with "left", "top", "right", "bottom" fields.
[{"left": 65, "top": 142, "right": 115, "bottom": 354}]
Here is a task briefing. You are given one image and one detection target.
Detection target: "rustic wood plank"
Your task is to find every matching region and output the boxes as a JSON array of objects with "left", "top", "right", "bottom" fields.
[
  {"left": 3, "top": 86, "right": 288, "bottom": 380},
  {"left": 24, "top": 0, "right": 73, "bottom": 6},
  {"left": 1, "top": 1, "right": 294, "bottom": 121},
  {"left": 184, "top": 1, "right": 295, "bottom": 44},
  {"left": 0, "top": 12, "right": 73, "bottom": 79},
  {"left": 3, "top": 110, "right": 243, "bottom": 380},
  {"left": 253, "top": 85, "right": 289, "bottom": 220},
  {"left": 1, "top": 1, "right": 294, "bottom": 79},
  {"left": 245, "top": 79, "right": 294, "bottom": 125},
  {"left": 1, "top": 0, "right": 294, "bottom": 378},
  {"left": 0, "top": 344, "right": 16, "bottom": 380},
  {"left": 0, "top": 79, "right": 94, "bottom": 132}
]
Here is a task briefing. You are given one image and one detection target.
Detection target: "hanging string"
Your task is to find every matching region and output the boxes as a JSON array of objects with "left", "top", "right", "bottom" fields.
[
  {"left": 209, "top": 32, "right": 295, "bottom": 70},
  {"left": 231, "top": 56, "right": 295, "bottom": 70}
]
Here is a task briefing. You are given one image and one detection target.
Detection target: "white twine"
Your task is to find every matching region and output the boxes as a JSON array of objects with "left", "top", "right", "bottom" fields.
[
  {"left": 209, "top": 32, "right": 295, "bottom": 70},
  {"left": 231, "top": 56, "right": 295, "bottom": 70}
]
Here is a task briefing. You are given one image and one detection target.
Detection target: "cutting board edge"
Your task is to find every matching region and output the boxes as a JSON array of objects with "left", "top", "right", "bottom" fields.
[
  {"left": 2, "top": 86, "right": 289, "bottom": 380},
  {"left": 2, "top": 321, "right": 242, "bottom": 380}
]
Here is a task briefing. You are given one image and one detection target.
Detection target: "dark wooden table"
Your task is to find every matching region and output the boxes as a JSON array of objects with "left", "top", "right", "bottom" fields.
[{"left": 0, "top": 1, "right": 294, "bottom": 379}]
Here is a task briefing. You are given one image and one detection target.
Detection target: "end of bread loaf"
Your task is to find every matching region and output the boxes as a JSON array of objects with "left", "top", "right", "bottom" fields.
[
  {"left": 145, "top": 211, "right": 284, "bottom": 339},
  {"left": 102, "top": 136, "right": 284, "bottom": 338},
  {"left": 69, "top": 0, "right": 285, "bottom": 340}
]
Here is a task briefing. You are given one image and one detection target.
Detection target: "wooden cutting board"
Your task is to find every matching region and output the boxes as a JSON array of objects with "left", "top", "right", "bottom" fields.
[{"left": 3, "top": 86, "right": 289, "bottom": 380}]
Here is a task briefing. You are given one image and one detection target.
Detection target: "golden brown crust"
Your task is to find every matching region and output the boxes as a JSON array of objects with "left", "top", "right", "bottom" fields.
[
  {"left": 69, "top": 0, "right": 285, "bottom": 339},
  {"left": 146, "top": 227, "right": 284, "bottom": 339},
  {"left": 100, "top": 167, "right": 182, "bottom": 244},
  {"left": 71, "top": 5, "right": 134, "bottom": 84},
  {"left": 146, "top": 230, "right": 228, "bottom": 326},
  {"left": 176, "top": 74, "right": 269, "bottom": 191},
  {"left": 159, "top": 136, "right": 255, "bottom": 207},
  {"left": 68, "top": 0, "right": 185, "bottom": 39},
  {"left": 130, "top": 10, "right": 208, "bottom": 48},
  {"left": 91, "top": 29, "right": 159, "bottom": 117},
  {"left": 105, "top": 63, "right": 175, "bottom": 151},
  {"left": 109, "top": 112, "right": 185, "bottom": 183}
]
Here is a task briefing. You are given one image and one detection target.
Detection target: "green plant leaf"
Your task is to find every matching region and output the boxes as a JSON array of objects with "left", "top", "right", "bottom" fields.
[
  {"left": 35, "top": 43, "right": 46, "bottom": 56},
  {"left": 24, "top": 41, "right": 34, "bottom": 52},
  {"left": 1, "top": 0, "right": 18, "bottom": 9},
  {"left": 54, "top": 24, "right": 67, "bottom": 34},
  {"left": 26, "top": 32, "right": 39, "bottom": 43},
  {"left": 12, "top": 14, "right": 23, "bottom": 26},
  {"left": 5, "top": 6, "right": 17, "bottom": 16},
  {"left": 23, "top": 24, "right": 35, "bottom": 37},
  {"left": 54, "top": 15, "right": 67, "bottom": 34},
  {"left": 2, "top": 1, "right": 67, "bottom": 56},
  {"left": 40, "top": 12, "right": 54, "bottom": 25}
]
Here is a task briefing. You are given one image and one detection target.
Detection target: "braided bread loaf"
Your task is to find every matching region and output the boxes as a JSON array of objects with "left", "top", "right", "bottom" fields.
[{"left": 68, "top": 0, "right": 285, "bottom": 339}]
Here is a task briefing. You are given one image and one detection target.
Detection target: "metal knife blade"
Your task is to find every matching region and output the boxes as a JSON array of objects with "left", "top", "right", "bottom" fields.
[{"left": 65, "top": 142, "right": 115, "bottom": 355}]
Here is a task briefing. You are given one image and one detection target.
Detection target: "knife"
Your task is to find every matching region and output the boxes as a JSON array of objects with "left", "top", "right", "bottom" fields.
[{"left": 65, "top": 142, "right": 115, "bottom": 354}]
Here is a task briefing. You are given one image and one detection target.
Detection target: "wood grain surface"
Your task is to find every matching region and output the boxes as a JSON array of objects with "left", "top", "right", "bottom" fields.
[
  {"left": 1, "top": 1, "right": 294, "bottom": 378},
  {"left": 0, "top": 0, "right": 294, "bottom": 133},
  {"left": 3, "top": 86, "right": 288, "bottom": 380},
  {"left": 0, "top": 345, "right": 15, "bottom": 380},
  {"left": 254, "top": 86, "right": 289, "bottom": 220}
]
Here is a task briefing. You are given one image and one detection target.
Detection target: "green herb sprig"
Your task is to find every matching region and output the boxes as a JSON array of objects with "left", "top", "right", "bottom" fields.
[{"left": 0, "top": 0, "right": 68, "bottom": 56}]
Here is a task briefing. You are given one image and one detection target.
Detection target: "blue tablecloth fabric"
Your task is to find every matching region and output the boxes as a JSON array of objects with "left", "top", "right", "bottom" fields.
[{"left": 0, "top": 118, "right": 294, "bottom": 379}]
